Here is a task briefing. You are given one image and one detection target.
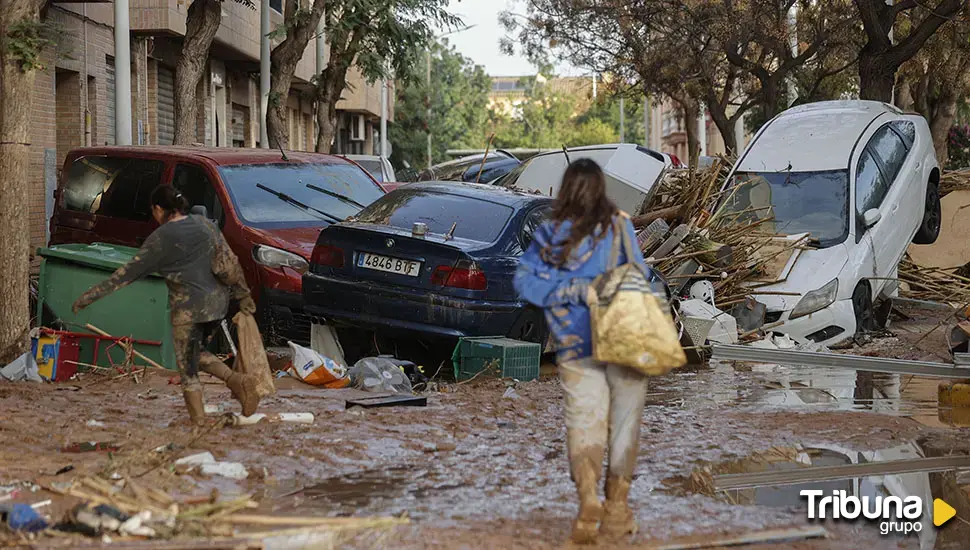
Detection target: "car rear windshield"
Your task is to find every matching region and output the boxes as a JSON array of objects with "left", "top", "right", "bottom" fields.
[
  {"left": 355, "top": 189, "right": 515, "bottom": 243},
  {"left": 218, "top": 162, "right": 384, "bottom": 228},
  {"left": 354, "top": 160, "right": 384, "bottom": 182},
  {"left": 716, "top": 170, "right": 850, "bottom": 247}
]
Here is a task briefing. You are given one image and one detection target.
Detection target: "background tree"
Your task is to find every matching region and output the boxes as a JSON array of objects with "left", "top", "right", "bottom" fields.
[
  {"left": 174, "top": 0, "right": 254, "bottom": 144},
  {"left": 855, "top": 0, "right": 963, "bottom": 102},
  {"left": 389, "top": 40, "right": 490, "bottom": 170},
  {"left": 266, "top": 0, "right": 326, "bottom": 149},
  {"left": 1, "top": 0, "right": 49, "bottom": 363},
  {"left": 896, "top": 6, "right": 970, "bottom": 164},
  {"left": 314, "top": 0, "right": 458, "bottom": 153}
]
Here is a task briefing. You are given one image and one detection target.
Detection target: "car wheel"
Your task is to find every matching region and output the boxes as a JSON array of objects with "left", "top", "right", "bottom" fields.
[
  {"left": 508, "top": 307, "right": 549, "bottom": 350},
  {"left": 913, "top": 183, "right": 941, "bottom": 245},
  {"left": 852, "top": 283, "right": 875, "bottom": 335}
]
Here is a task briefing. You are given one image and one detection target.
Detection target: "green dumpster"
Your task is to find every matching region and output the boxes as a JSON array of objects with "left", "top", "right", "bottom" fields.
[{"left": 36, "top": 243, "right": 177, "bottom": 370}]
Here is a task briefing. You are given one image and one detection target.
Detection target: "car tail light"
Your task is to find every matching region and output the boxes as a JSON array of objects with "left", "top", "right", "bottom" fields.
[
  {"left": 311, "top": 243, "right": 344, "bottom": 268},
  {"left": 431, "top": 260, "right": 487, "bottom": 290}
]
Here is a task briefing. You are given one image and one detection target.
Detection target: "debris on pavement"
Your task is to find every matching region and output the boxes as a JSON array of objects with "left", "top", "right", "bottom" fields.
[
  {"left": 345, "top": 394, "right": 428, "bottom": 409},
  {"left": 349, "top": 357, "right": 414, "bottom": 393},
  {"left": 60, "top": 441, "right": 121, "bottom": 453},
  {"left": 0, "top": 352, "right": 43, "bottom": 382},
  {"left": 226, "top": 412, "right": 315, "bottom": 426},
  {"left": 288, "top": 341, "right": 350, "bottom": 388},
  {"left": 1, "top": 502, "right": 48, "bottom": 532},
  {"left": 175, "top": 452, "right": 249, "bottom": 480}
]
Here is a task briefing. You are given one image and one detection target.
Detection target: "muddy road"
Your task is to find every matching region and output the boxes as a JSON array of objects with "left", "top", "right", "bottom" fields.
[{"left": 2, "top": 303, "right": 970, "bottom": 549}]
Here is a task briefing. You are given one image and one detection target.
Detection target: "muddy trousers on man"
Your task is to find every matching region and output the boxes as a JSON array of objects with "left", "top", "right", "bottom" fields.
[
  {"left": 560, "top": 357, "right": 648, "bottom": 543},
  {"left": 173, "top": 321, "right": 260, "bottom": 425}
]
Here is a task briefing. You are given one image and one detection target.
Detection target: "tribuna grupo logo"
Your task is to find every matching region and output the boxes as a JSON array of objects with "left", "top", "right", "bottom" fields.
[{"left": 800, "top": 490, "right": 956, "bottom": 535}]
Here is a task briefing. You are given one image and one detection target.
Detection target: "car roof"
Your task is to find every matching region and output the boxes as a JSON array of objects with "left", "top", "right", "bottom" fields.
[
  {"left": 738, "top": 101, "right": 897, "bottom": 172},
  {"left": 400, "top": 181, "right": 552, "bottom": 207},
  {"left": 66, "top": 146, "right": 352, "bottom": 167},
  {"left": 342, "top": 154, "right": 382, "bottom": 161}
]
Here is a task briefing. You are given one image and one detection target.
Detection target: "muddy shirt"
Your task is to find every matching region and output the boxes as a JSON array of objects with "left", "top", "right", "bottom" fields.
[{"left": 75, "top": 215, "right": 251, "bottom": 326}]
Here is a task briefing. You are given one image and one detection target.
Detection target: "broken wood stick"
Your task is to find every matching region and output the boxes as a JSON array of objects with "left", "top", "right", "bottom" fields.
[
  {"left": 221, "top": 514, "right": 408, "bottom": 527},
  {"left": 85, "top": 323, "right": 166, "bottom": 371},
  {"left": 632, "top": 205, "right": 683, "bottom": 228},
  {"left": 644, "top": 526, "right": 827, "bottom": 550}
]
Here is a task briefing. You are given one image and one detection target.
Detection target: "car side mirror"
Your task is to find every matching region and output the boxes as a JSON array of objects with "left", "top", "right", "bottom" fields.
[{"left": 863, "top": 208, "right": 881, "bottom": 229}]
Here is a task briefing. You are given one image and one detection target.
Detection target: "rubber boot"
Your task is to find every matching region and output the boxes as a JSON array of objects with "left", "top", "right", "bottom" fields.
[
  {"left": 570, "top": 455, "right": 604, "bottom": 545},
  {"left": 200, "top": 355, "right": 260, "bottom": 417},
  {"left": 226, "top": 373, "right": 261, "bottom": 417},
  {"left": 601, "top": 475, "right": 637, "bottom": 538},
  {"left": 183, "top": 390, "right": 206, "bottom": 427}
]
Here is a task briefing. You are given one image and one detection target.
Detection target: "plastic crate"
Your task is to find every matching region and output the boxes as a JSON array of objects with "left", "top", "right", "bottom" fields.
[{"left": 452, "top": 336, "right": 540, "bottom": 381}]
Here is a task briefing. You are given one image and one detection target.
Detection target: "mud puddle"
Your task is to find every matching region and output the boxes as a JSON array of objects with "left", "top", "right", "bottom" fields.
[
  {"left": 666, "top": 440, "right": 970, "bottom": 549},
  {"left": 272, "top": 465, "right": 471, "bottom": 520},
  {"left": 646, "top": 361, "right": 950, "bottom": 426}
]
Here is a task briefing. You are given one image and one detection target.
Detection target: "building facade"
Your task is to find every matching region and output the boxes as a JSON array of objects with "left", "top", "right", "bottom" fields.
[{"left": 30, "top": 0, "right": 391, "bottom": 254}]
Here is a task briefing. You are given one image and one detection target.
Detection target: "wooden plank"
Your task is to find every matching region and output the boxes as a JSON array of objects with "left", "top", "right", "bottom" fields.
[{"left": 645, "top": 526, "right": 827, "bottom": 550}]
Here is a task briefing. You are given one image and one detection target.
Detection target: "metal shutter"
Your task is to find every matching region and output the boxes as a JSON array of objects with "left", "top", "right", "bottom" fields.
[
  {"left": 106, "top": 58, "right": 116, "bottom": 145},
  {"left": 157, "top": 66, "right": 175, "bottom": 145}
]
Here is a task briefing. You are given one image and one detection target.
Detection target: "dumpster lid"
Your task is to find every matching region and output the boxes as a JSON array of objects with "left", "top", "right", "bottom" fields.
[{"left": 38, "top": 243, "right": 159, "bottom": 274}]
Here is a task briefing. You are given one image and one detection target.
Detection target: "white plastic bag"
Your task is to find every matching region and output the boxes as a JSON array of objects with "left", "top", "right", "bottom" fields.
[
  {"left": 287, "top": 342, "right": 348, "bottom": 387},
  {"left": 348, "top": 357, "right": 413, "bottom": 393}
]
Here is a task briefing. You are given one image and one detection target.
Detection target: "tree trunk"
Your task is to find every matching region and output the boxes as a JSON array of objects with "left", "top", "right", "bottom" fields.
[
  {"left": 0, "top": 0, "right": 45, "bottom": 364},
  {"left": 315, "top": 86, "right": 339, "bottom": 153},
  {"left": 266, "top": 0, "right": 326, "bottom": 150},
  {"left": 858, "top": 50, "right": 896, "bottom": 103},
  {"left": 929, "top": 94, "right": 957, "bottom": 165},
  {"left": 682, "top": 101, "right": 700, "bottom": 169},
  {"left": 315, "top": 59, "right": 353, "bottom": 154},
  {"left": 705, "top": 99, "right": 739, "bottom": 156},
  {"left": 173, "top": 0, "right": 221, "bottom": 145}
]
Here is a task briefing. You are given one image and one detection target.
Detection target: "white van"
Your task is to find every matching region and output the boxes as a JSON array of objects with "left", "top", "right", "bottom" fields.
[{"left": 718, "top": 101, "right": 941, "bottom": 346}]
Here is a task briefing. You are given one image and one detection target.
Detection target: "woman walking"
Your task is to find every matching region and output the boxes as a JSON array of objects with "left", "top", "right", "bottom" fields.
[
  {"left": 73, "top": 186, "right": 261, "bottom": 426},
  {"left": 514, "top": 159, "right": 654, "bottom": 544}
]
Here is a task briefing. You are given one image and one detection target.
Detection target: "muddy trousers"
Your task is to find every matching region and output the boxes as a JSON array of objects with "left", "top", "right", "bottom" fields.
[
  {"left": 172, "top": 321, "right": 229, "bottom": 392},
  {"left": 559, "top": 357, "right": 648, "bottom": 542}
]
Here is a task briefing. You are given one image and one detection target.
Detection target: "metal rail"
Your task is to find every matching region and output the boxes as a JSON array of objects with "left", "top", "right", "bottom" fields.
[
  {"left": 715, "top": 455, "right": 970, "bottom": 491},
  {"left": 710, "top": 344, "right": 970, "bottom": 379}
]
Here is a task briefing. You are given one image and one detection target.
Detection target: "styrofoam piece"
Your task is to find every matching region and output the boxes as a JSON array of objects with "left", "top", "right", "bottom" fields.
[{"left": 174, "top": 452, "right": 215, "bottom": 466}]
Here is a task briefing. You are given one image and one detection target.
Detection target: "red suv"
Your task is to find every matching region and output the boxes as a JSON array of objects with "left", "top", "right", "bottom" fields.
[{"left": 50, "top": 146, "right": 386, "bottom": 343}]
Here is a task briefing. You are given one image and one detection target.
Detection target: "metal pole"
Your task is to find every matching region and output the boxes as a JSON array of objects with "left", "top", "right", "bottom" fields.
[
  {"left": 380, "top": 78, "right": 388, "bottom": 159},
  {"left": 698, "top": 107, "right": 707, "bottom": 156},
  {"left": 619, "top": 96, "right": 625, "bottom": 142},
  {"left": 315, "top": 13, "right": 325, "bottom": 151},
  {"left": 592, "top": 73, "right": 597, "bottom": 99},
  {"left": 114, "top": 0, "right": 132, "bottom": 145},
  {"left": 643, "top": 95, "right": 650, "bottom": 148},
  {"left": 426, "top": 50, "right": 432, "bottom": 169},
  {"left": 259, "top": 0, "right": 271, "bottom": 148}
]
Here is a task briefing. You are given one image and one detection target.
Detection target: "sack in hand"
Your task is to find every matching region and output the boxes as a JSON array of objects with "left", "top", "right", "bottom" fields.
[
  {"left": 587, "top": 217, "right": 687, "bottom": 376},
  {"left": 232, "top": 312, "right": 277, "bottom": 398}
]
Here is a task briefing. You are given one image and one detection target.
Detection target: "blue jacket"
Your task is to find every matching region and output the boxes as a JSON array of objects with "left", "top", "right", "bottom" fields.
[{"left": 514, "top": 216, "right": 653, "bottom": 363}]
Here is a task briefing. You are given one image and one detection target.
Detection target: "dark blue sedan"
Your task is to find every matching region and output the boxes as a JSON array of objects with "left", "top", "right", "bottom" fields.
[{"left": 302, "top": 182, "right": 553, "bottom": 348}]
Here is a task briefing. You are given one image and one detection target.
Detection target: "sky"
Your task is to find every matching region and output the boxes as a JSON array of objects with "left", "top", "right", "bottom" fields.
[{"left": 444, "top": 0, "right": 578, "bottom": 77}]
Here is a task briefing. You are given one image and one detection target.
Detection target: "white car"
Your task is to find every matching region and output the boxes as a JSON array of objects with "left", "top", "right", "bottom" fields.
[
  {"left": 342, "top": 155, "right": 396, "bottom": 184},
  {"left": 717, "top": 101, "right": 941, "bottom": 346}
]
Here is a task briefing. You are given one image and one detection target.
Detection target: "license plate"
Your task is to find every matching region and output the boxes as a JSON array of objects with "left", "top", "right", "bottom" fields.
[{"left": 357, "top": 252, "right": 422, "bottom": 277}]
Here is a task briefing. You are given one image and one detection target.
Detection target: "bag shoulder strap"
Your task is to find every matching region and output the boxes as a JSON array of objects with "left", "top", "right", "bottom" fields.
[{"left": 607, "top": 216, "right": 623, "bottom": 269}]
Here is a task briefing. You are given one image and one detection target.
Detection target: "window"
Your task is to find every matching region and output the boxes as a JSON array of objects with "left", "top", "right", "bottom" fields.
[
  {"left": 218, "top": 162, "right": 385, "bottom": 228},
  {"left": 519, "top": 205, "right": 551, "bottom": 250},
  {"left": 891, "top": 120, "right": 916, "bottom": 149},
  {"left": 269, "top": 0, "right": 283, "bottom": 13},
  {"left": 719, "top": 170, "right": 850, "bottom": 247},
  {"left": 62, "top": 156, "right": 164, "bottom": 222},
  {"left": 173, "top": 164, "right": 224, "bottom": 225},
  {"left": 856, "top": 150, "right": 889, "bottom": 216},
  {"left": 867, "top": 126, "right": 909, "bottom": 185},
  {"left": 356, "top": 189, "right": 515, "bottom": 243}
]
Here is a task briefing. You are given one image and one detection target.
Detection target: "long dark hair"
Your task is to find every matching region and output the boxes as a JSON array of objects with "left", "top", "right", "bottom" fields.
[
  {"left": 151, "top": 185, "right": 189, "bottom": 222},
  {"left": 545, "top": 158, "right": 616, "bottom": 266}
]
